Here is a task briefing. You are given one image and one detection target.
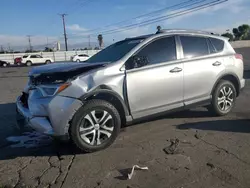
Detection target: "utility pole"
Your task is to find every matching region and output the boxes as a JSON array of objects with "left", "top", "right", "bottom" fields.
[
  {"left": 88, "top": 35, "right": 91, "bottom": 49},
  {"left": 59, "top": 14, "right": 68, "bottom": 51},
  {"left": 46, "top": 37, "right": 49, "bottom": 47},
  {"left": 27, "top": 35, "right": 32, "bottom": 52},
  {"left": 8, "top": 43, "right": 11, "bottom": 52}
]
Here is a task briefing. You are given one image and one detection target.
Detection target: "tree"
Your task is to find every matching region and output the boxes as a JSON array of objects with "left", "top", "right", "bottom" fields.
[
  {"left": 233, "top": 24, "right": 250, "bottom": 40},
  {"left": 221, "top": 33, "right": 234, "bottom": 41},
  {"left": 98, "top": 34, "right": 103, "bottom": 48},
  {"left": 44, "top": 47, "right": 53, "bottom": 52}
]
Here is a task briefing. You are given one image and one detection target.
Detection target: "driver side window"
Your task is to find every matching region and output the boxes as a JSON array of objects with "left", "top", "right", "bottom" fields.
[{"left": 126, "top": 36, "right": 177, "bottom": 70}]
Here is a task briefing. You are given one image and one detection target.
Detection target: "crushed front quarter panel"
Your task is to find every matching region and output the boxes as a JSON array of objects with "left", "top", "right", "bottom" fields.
[{"left": 47, "top": 96, "right": 83, "bottom": 136}]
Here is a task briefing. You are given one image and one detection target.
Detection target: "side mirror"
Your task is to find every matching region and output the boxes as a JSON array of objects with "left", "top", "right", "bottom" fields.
[
  {"left": 133, "top": 55, "right": 148, "bottom": 68},
  {"left": 126, "top": 55, "right": 148, "bottom": 70}
]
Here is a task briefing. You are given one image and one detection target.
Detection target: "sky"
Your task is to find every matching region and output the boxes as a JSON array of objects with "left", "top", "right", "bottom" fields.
[{"left": 0, "top": 0, "right": 250, "bottom": 50}]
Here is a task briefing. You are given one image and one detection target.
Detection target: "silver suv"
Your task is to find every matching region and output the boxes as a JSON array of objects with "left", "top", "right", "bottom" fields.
[{"left": 16, "top": 29, "right": 245, "bottom": 152}]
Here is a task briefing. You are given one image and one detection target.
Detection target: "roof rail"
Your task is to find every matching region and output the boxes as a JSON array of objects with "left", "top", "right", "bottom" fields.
[{"left": 156, "top": 29, "right": 220, "bottom": 36}]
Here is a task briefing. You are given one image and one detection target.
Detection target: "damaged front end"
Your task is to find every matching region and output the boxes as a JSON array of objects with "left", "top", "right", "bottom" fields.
[{"left": 16, "top": 62, "right": 106, "bottom": 138}]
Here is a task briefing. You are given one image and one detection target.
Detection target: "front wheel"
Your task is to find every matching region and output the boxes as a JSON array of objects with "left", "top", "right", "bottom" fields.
[
  {"left": 76, "top": 59, "right": 80, "bottom": 63},
  {"left": 70, "top": 99, "right": 121, "bottom": 152},
  {"left": 3, "top": 63, "right": 7, "bottom": 67},
  {"left": 207, "top": 80, "right": 236, "bottom": 116}
]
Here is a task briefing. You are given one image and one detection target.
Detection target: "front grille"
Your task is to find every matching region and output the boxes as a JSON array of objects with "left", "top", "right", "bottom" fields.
[{"left": 20, "top": 92, "right": 29, "bottom": 108}]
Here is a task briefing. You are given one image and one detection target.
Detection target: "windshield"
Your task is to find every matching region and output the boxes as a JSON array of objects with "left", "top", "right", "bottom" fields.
[{"left": 87, "top": 39, "right": 143, "bottom": 63}]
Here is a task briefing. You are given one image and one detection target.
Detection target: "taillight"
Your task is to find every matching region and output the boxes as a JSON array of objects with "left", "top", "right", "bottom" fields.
[{"left": 235, "top": 54, "right": 243, "bottom": 61}]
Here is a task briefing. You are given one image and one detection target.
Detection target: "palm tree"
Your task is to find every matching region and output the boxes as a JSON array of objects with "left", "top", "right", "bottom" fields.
[{"left": 98, "top": 34, "right": 103, "bottom": 48}]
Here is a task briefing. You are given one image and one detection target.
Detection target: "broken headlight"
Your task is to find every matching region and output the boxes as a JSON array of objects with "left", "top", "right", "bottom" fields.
[{"left": 38, "top": 83, "right": 70, "bottom": 97}]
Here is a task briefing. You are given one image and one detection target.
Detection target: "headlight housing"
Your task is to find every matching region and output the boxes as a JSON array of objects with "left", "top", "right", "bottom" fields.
[{"left": 38, "top": 83, "right": 70, "bottom": 97}]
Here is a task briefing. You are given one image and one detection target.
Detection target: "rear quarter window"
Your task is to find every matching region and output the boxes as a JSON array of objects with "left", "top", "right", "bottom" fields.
[
  {"left": 180, "top": 36, "right": 209, "bottom": 58},
  {"left": 209, "top": 38, "right": 224, "bottom": 52}
]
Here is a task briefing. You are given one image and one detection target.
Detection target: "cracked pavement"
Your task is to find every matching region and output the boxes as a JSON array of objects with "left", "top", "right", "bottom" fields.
[{"left": 0, "top": 59, "right": 250, "bottom": 188}]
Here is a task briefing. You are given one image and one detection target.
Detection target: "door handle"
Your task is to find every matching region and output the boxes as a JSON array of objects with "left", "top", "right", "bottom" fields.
[
  {"left": 170, "top": 67, "right": 182, "bottom": 73},
  {"left": 212, "top": 61, "right": 222, "bottom": 66}
]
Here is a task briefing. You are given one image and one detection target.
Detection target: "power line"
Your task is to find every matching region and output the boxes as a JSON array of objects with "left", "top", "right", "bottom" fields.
[
  {"left": 68, "top": 0, "right": 227, "bottom": 39},
  {"left": 74, "top": 0, "right": 204, "bottom": 35},
  {"left": 65, "top": 0, "right": 94, "bottom": 15},
  {"left": 59, "top": 14, "right": 68, "bottom": 51},
  {"left": 100, "top": 0, "right": 227, "bottom": 36}
]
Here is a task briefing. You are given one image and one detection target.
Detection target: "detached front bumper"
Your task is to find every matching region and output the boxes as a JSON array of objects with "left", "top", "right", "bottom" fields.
[
  {"left": 16, "top": 94, "right": 83, "bottom": 138},
  {"left": 16, "top": 96, "right": 55, "bottom": 135}
]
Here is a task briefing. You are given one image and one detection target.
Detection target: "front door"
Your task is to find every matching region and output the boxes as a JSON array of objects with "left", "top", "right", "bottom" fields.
[{"left": 125, "top": 36, "right": 184, "bottom": 119}]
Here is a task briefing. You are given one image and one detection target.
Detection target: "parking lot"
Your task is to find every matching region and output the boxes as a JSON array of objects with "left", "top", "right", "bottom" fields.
[{"left": 0, "top": 56, "right": 250, "bottom": 188}]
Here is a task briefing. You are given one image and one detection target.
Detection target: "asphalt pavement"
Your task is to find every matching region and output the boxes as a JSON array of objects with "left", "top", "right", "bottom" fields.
[{"left": 0, "top": 63, "right": 250, "bottom": 188}]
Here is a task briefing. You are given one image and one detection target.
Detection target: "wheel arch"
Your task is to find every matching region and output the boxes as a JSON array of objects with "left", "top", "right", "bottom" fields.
[
  {"left": 80, "top": 86, "right": 130, "bottom": 126},
  {"left": 211, "top": 73, "right": 240, "bottom": 96}
]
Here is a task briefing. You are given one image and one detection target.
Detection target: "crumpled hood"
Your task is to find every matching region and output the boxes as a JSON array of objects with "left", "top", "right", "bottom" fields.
[
  {"left": 28, "top": 62, "right": 108, "bottom": 85},
  {"left": 29, "top": 62, "right": 107, "bottom": 76}
]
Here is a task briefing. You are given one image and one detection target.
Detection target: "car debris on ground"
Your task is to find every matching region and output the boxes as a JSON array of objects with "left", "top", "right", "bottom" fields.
[
  {"left": 163, "top": 138, "right": 183, "bottom": 155},
  {"left": 6, "top": 131, "right": 52, "bottom": 148},
  {"left": 127, "top": 165, "right": 149, "bottom": 180}
]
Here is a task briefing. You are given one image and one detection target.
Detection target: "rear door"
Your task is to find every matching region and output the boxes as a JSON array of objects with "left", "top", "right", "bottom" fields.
[
  {"left": 30, "top": 55, "right": 39, "bottom": 64},
  {"left": 179, "top": 35, "right": 225, "bottom": 105},
  {"left": 36, "top": 55, "right": 44, "bottom": 63}
]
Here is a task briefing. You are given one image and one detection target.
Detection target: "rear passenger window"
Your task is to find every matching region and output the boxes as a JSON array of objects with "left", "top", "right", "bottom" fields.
[
  {"left": 180, "top": 36, "right": 209, "bottom": 58},
  {"left": 210, "top": 38, "right": 224, "bottom": 52}
]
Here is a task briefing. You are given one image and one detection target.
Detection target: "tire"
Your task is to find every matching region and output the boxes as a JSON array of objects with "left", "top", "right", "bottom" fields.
[
  {"left": 207, "top": 80, "right": 237, "bottom": 116},
  {"left": 3, "top": 63, "right": 7, "bottom": 67},
  {"left": 26, "top": 61, "right": 32, "bottom": 66},
  {"left": 76, "top": 59, "right": 80, "bottom": 63},
  {"left": 17, "top": 62, "right": 21, "bottom": 66},
  {"left": 45, "top": 60, "right": 51, "bottom": 64},
  {"left": 70, "top": 99, "right": 121, "bottom": 152}
]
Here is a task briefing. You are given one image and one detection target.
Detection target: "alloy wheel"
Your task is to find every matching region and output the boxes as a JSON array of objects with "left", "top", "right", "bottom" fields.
[
  {"left": 79, "top": 110, "right": 114, "bottom": 146},
  {"left": 217, "top": 86, "right": 234, "bottom": 111}
]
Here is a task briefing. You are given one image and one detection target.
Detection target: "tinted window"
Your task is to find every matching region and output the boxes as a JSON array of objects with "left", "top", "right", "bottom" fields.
[
  {"left": 30, "top": 55, "right": 37, "bottom": 58},
  {"left": 79, "top": 54, "right": 89, "bottom": 57},
  {"left": 23, "top": 55, "right": 28, "bottom": 58},
  {"left": 136, "top": 37, "right": 176, "bottom": 65},
  {"left": 207, "top": 39, "right": 217, "bottom": 54},
  {"left": 87, "top": 39, "right": 142, "bottom": 63},
  {"left": 210, "top": 38, "right": 224, "bottom": 52},
  {"left": 180, "top": 36, "right": 209, "bottom": 58}
]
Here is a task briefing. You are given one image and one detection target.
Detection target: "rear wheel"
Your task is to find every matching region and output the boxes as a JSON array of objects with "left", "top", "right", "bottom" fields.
[
  {"left": 76, "top": 59, "right": 81, "bottom": 62},
  {"left": 45, "top": 60, "right": 51, "bottom": 64},
  {"left": 70, "top": 99, "right": 121, "bottom": 152},
  {"left": 208, "top": 80, "right": 236, "bottom": 116},
  {"left": 26, "top": 61, "right": 32, "bottom": 66},
  {"left": 2, "top": 63, "right": 7, "bottom": 67}
]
